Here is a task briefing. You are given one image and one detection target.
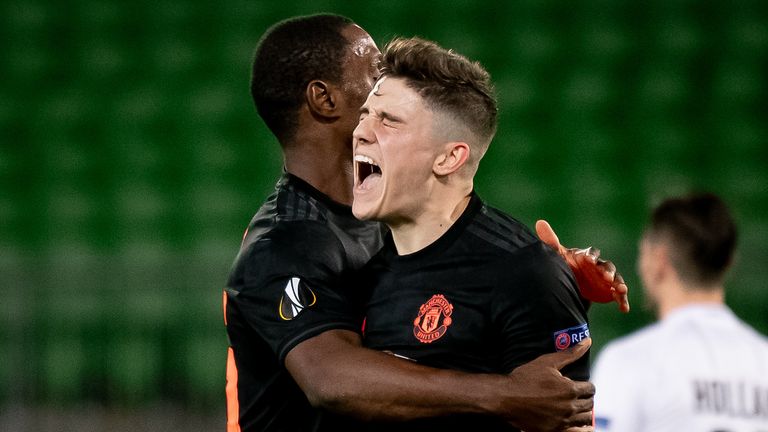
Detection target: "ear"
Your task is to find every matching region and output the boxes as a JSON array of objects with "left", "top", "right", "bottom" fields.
[
  {"left": 433, "top": 142, "right": 470, "bottom": 176},
  {"left": 652, "top": 243, "right": 675, "bottom": 284},
  {"left": 305, "top": 80, "right": 338, "bottom": 119}
]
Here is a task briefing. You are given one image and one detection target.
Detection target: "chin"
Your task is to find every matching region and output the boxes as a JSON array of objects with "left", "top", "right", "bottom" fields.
[
  {"left": 352, "top": 191, "right": 385, "bottom": 221},
  {"left": 352, "top": 205, "right": 374, "bottom": 221}
]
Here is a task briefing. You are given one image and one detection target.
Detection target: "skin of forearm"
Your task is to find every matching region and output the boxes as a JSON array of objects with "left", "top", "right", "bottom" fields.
[{"left": 285, "top": 329, "right": 515, "bottom": 422}]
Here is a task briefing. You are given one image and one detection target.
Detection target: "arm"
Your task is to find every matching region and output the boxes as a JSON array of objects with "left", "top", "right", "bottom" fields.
[
  {"left": 536, "top": 220, "right": 630, "bottom": 313},
  {"left": 238, "top": 223, "right": 593, "bottom": 430},
  {"left": 286, "top": 328, "right": 595, "bottom": 431}
]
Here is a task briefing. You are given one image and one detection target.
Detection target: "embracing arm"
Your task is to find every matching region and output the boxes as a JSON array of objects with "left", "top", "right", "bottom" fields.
[{"left": 286, "top": 328, "right": 595, "bottom": 432}]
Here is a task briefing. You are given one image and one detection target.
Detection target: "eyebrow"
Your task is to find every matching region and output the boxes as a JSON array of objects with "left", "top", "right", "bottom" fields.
[
  {"left": 359, "top": 107, "right": 404, "bottom": 124},
  {"left": 380, "top": 111, "right": 404, "bottom": 123}
]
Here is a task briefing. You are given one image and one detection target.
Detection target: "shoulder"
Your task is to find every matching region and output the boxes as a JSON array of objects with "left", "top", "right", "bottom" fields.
[
  {"left": 249, "top": 177, "right": 329, "bottom": 231},
  {"left": 238, "top": 176, "right": 345, "bottom": 264},
  {"left": 475, "top": 208, "right": 585, "bottom": 317},
  {"left": 464, "top": 203, "right": 539, "bottom": 255},
  {"left": 730, "top": 314, "right": 768, "bottom": 347},
  {"left": 592, "top": 327, "right": 660, "bottom": 398},
  {"left": 467, "top": 204, "right": 565, "bottom": 270},
  {"left": 597, "top": 323, "right": 665, "bottom": 365},
  {"left": 228, "top": 219, "right": 347, "bottom": 293},
  {"left": 469, "top": 206, "right": 571, "bottom": 291},
  {"left": 246, "top": 220, "right": 345, "bottom": 269}
]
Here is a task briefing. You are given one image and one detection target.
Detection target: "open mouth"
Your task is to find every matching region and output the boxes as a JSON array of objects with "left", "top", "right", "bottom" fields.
[{"left": 354, "top": 154, "right": 382, "bottom": 189}]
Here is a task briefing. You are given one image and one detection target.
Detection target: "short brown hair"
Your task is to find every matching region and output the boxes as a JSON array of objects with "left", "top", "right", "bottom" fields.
[
  {"left": 646, "top": 193, "right": 738, "bottom": 287},
  {"left": 379, "top": 37, "right": 498, "bottom": 169}
]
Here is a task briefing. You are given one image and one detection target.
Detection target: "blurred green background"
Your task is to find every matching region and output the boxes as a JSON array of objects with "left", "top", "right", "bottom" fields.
[{"left": 1, "top": 0, "right": 766, "bottom": 430}]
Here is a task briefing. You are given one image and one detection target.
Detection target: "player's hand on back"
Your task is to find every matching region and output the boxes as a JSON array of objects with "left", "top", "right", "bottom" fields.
[
  {"left": 536, "top": 220, "right": 630, "bottom": 313},
  {"left": 504, "top": 338, "right": 595, "bottom": 432}
]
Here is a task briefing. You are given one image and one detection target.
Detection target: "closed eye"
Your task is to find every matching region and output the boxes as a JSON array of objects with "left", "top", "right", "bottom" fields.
[
  {"left": 358, "top": 107, "right": 404, "bottom": 128},
  {"left": 379, "top": 111, "right": 403, "bottom": 125}
]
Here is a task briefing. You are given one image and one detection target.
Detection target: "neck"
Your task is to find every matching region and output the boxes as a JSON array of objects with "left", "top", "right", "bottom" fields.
[
  {"left": 283, "top": 129, "right": 354, "bottom": 206},
  {"left": 656, "top": 283, "right": 725, "bottom": 320},
  {"left": 390, "top": 185, "right": 472, "bottom": 255}
]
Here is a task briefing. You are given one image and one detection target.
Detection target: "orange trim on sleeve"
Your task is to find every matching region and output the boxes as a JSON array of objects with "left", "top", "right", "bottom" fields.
[
  {"left": 226, "top": 347, "right": 241, "bottom": 432},
  {"left": 222, "top": 291, "right": 228, "bottom": 326}
]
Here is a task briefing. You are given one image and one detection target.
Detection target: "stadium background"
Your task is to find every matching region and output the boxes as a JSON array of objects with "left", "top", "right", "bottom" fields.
[{"left": 1, "top": 0, "right": 766, "bottom": 430}]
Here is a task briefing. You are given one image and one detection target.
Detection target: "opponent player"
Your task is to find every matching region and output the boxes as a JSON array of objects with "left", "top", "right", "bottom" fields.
[
  {"left": 351, "top": 37, "right": 594, "bottom": 431},
  {"left": 224, "top": 14, "right": 626, "bottom": 432},
  {"left": 592, "top": 193, "right": 768, "bottom": 431}
]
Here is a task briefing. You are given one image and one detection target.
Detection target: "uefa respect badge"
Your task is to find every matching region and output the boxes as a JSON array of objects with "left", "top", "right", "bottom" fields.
[{"left": 553, "top": 323, "right": 590, "bottom": 351}]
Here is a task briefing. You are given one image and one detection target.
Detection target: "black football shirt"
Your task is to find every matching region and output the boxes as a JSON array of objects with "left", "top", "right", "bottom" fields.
[
  {"left": 359, "top": 193, "right": 591, "bottom": 431},
  {"left": 224, "top": 173, "right": 384, "bottom": 432}
]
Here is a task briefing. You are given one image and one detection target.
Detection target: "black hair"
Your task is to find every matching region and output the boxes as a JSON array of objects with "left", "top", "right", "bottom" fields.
[
  {"left": 251, "top": 14, "right": 354, "bottom": 143},
  {"left": 647, "top": 193, "right": 738, "bottom": 287}
]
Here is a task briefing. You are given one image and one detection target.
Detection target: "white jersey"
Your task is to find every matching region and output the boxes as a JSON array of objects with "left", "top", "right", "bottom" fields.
[{"left": 592, "top": 304, "right": 768, "bottom": 432}]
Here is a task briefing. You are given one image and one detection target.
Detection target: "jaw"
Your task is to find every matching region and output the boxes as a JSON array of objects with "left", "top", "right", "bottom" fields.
[
  {"left": 352, "top": 194, "right": 375, "bottom": 220},
  {"left": 352, "top": 175, "right": 384, "bottom": 220}
]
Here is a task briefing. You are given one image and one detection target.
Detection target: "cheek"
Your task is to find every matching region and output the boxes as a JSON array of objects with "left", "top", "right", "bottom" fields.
[
  {"left": 345, "top": 81, "right": 372, "bottom": 109},
  {"left": 638, "top": 257, "right": 649, "bottom": 285},
  {"left": 638, "top": 251, "right": 657, "bottom": 289},
  {"left": 388, "top": 154, "right": 432, "bottom": 190}
]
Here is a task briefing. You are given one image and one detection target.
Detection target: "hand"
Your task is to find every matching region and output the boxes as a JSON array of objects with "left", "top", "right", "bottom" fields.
[
  {"left": 536, "top": 220, "right": 630, "bottom": 313},
  {"left": 505, "top": 338, "right": 595, "bottom": 432}
]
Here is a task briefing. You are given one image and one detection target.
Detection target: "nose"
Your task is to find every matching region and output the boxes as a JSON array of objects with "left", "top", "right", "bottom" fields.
[{"left": 353, "top": 116, "right": 374, "bottom": 148}]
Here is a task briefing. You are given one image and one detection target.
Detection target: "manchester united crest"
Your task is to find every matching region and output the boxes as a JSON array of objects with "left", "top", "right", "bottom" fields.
[{"left": 413, "top": 294, "right": 453, "bottom": 344}]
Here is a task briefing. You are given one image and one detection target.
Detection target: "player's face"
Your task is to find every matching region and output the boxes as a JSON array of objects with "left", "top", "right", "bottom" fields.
[
  {"left": 338, "top": 24, "right": 381, "bottom": 144},
  {"left": 352, "top": 77, "right": 441, "bottom": 223}
]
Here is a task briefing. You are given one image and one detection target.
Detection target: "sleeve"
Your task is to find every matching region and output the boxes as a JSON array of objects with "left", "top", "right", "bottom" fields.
[
  {"left": 225, "top": 221, "right": 364, "bottom": 364},
  {"left": 491, "top": 241, "right": 591, "bottom": 380},
  {"left": 591, "top": 343, "right": 644, "bottom": 432}
]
